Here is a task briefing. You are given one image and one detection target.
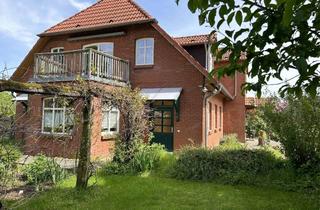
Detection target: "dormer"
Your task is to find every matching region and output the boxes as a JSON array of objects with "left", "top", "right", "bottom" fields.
[{"left": 174, "top": 34, "right": 216, "bottom": 72}]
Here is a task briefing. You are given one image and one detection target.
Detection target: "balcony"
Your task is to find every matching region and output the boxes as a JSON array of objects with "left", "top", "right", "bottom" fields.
[{"left": 32, "top": 49, "right": 130, "bottom": 86}]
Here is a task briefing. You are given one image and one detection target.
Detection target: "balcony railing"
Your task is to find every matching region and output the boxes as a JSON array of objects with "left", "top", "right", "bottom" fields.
[{"left": 33, "top": 49, "right": 130, "bottom": 85}]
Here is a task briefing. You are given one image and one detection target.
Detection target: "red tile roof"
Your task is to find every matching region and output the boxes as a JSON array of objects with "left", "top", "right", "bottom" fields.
[
  {"left": 174, "top": 34, "right": 216, "bottom": 46},
  {"left": 41, "top": 0, "right": 154, "bottom": 36}
]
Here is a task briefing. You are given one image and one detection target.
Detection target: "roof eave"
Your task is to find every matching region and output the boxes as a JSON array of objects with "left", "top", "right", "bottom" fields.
[{"left": 38, "top": 19, "right": 157, "bottom": 37}]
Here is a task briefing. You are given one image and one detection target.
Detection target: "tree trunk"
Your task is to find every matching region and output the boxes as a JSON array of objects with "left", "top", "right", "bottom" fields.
[{"left": 76, "top": 96, "right": 93, "bottom": 189}]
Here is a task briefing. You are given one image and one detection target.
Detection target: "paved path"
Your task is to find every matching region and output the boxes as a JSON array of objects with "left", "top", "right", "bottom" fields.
[{"left": 18, "top": 155, "right": 78, "bottom": 169}]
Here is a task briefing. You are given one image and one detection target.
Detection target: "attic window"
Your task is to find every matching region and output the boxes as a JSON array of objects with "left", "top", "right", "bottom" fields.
[
  {"left": 76, "top": 24, "right": 81, "bottom": 27},
  {"left": 190, "top": 39, "right": 195, "bottom": 42},
  {"left": 108, "top": 20, "right": 114, "bottom": 23}
]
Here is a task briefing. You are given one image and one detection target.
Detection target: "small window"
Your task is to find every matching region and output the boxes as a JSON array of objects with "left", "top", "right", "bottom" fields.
[
  {"left": 208, "top": 102, "right": 213, "bottom": 131},
  {"left": 135, "top": 38, "right": 154, "bottom": 65},
  {"left": 102, "top": 106, "right": 119, "bottom": 134},
  {"left": 42, "top": 98, "right": 73, "bottom": 134},
  {"left": 51, "top": 47, "right": 64, "bottom": 53},
  {"left": 215, "top": 104, "right": 218, "bottom": 129}
]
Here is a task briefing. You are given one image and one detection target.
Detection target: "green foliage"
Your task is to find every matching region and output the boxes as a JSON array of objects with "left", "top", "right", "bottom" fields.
[
  {"left": 262, "top": 96, "right": 320, "bottom": 170},
  {"left": 106, "top": 142, "right": 166, "bottom": 175},
  {"left": 0, "top": 139, "right": 22, "bottom": 187},
  {"left": 219, "top": 134, "right": 245, "bottom": 150},
  {"left": 0, "top": 92, "right": 15, "bottom": 117},
  {"left": 109, "top": 87, "right": 150, "bottom": 163},
  {"left": 130, "top": 143, "right": 165, "bottom": 172},
  {"left": 23, "top": 155, "right": 66, "bottom": 186},
  {"left": 176, "top": 0, "right": 320, "bottom": 97},
  {"left": 246, "top": 109, "right": 268, "bottom": 138},
  {"left": 171, "top": 147, "right": 283, "bottom": 184}
]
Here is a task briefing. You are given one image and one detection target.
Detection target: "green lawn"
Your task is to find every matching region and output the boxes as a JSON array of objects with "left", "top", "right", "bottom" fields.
[{"left": 12, "top": 175, "right": 319, "bottom": 210}]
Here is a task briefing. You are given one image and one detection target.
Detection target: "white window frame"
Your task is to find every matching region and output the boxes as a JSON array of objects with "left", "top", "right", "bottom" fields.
[
  {"left": 42, "top": 97, "right": 73, "bottom": 135},
  {"left": 101, "top": 106, "right": 120, "bottom": 135},
  {"left": 83, "top": 42, "right": 114, "bottom": 55},
  {"left": 51, "top": 47, "right": 64, "bottom": 53},
  {"left": 135, "top": 38, "right": 154, "bottom": 66}
]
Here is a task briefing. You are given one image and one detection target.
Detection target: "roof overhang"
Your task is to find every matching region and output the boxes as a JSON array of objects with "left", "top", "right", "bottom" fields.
[
  {"left": 141, "top": 88, "right": 182, "bottom": 101},
  {"left": 12, "top": 94, "right": 28, "bottom": 101}
]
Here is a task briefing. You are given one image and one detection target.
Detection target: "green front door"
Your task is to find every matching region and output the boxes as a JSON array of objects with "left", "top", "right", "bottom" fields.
[{"left": 152, "top": 107, "right": 174, "bottom": 152}]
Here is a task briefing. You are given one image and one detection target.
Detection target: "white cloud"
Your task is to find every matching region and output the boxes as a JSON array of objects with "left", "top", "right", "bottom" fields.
[
  {"left": 0, "top": 1, "right": 66, "bottom": 47},
  {"left": 67, "top": 0, "right": 91, "bottom": 11}
]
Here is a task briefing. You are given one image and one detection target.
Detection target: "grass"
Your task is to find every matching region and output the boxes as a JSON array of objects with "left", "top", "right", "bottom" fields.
[{"left": 10, "top": 174, "right": 319, "bottom": 210}]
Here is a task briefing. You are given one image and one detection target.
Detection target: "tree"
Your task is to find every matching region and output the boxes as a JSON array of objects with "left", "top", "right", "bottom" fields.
[
  {"left": 0, "top": 80, "right": 105, "bottom": 189},
  {"left": 176, "top": 0, "right": 320, "bottom": 97}
]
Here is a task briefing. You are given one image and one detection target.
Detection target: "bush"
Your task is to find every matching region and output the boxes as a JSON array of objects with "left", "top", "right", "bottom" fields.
[
  {"left": 262, "top": 96, "right": 320, "bottom": 170},
  {"left": 219, "top": 134, "right": 244, "bottom": 150},
  {"left": 0, "top": 140, "right": 22, "bottom": 187},
  {"left": 105, "top": 143, "right": 166, "bottom": 175},
  {"left": 23, "top": 155, "right": 66, "bottom": 186},
  {"left": 171, "top": 147, "right": 283, "bottom": 184},
  {"left": 130, "top": 143, "right": 164, "bottom": 172}
]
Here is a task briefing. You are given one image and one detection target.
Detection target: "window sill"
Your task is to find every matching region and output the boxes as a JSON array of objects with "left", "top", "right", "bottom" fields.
[
  {"left": 134, "top": 65, "right": 154, "bottom": 70},
  {"left": 40, "top": 132, "right": 72, "bottom": 139},
  {"left": 101, "top": 133, "right": 118, "bottom": 141}
]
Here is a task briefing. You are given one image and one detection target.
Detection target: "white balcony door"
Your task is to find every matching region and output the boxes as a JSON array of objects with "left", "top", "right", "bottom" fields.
[{"left": 83, "top": 43, "right": 114, "bottom": 78}]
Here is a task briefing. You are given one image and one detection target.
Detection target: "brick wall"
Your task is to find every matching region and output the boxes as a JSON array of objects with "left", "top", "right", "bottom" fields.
[{"left": 14, "top": 23, "right": 245, "bottom": 158}]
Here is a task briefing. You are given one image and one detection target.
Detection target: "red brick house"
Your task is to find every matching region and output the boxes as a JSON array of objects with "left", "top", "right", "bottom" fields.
[{"left": 11, "top": 0, "right": 245, "bottom": 158}]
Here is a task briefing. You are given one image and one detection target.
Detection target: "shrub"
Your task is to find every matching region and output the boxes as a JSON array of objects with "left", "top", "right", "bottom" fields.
[
  {"left": 105, "top": 142, "right": 166, "bottom": 175},
  {"left": 171, "top": 147, "right": 283, "bottom": 184},
  {"left": 130, "top": 143, "right": 164, "bottom": 172},
  {"left": 219, "top": 134, "right": 244, "bottom": 150},
  {"left": 23, "top": 155, "right": 66, "bottom": 187},
  {"left": 262, "top": 96, "right": 320, "bottom": 170},
  {"left": 0, "top": 140, "right": 22, "bottom": 187}
]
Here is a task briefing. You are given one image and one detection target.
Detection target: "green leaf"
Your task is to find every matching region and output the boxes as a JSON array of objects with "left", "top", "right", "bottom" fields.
[
  {"left": 219, "top": 5, "right": 228, "bottom": 18},
  {"left": 199, "top": 12, "right": 207, "bottom": 25},
  {"left": 217, "top": 19, "right": 224, "bottom": 29},
  {"left": 208, "top": 9, "right": 217, "bottom": 26},
  {"left": 226, "top": 30, "right": 234, "bottom": 38},
  {"left": 188, "top": 0, "right": 198, "bottom": 13},
  {"left": 264, "top": 0, "right": 271, "bottom": 7},
  {"left": 234, "top": 28, "right": 249, "bottom": 40},
  {"left": 227, "top": 12, "right": 234, "bottom": 25},
  {"left": 235, "top": 10, "right": 243, "bottom": 26}
]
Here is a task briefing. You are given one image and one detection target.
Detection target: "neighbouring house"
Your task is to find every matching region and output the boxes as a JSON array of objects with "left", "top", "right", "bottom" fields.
[
  {"left": 245, "top": 97, "right": 268, "bottom": 113},
  {"left": 11, "top": 0, "right": 246, "bottom": 159}
]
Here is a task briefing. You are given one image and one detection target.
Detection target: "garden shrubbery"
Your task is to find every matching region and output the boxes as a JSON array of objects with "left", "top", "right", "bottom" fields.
[
  {"left": 262, "top": 96, "right": 320, "bottom": 171},
  {"left": 171, "top": 145, "right": 283, "bottom": 184},
  {"left": 23, "top": 155, "right": 67, "bottom": 188},
  {"left": 105, "top": 139, "right": 166, "bottom": 175},
  {"left": 0, "top": 139, "right": 22, "bottom": 187}
]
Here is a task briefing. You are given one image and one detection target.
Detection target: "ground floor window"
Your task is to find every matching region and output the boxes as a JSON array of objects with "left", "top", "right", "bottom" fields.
[
  {"left": 101, "top": 106, "right": 119, "bottom": 134},
  {"left": 42, "top": 98, "right": 73, "bottom": 134}
]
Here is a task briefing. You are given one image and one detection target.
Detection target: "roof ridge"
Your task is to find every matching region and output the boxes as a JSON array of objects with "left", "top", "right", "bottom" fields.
[
  {"left": 173, "top": 34, "right": 210, "bottom": 39},
  {"left": 44, "top": 0, "right": 103, "bottom": 33}
]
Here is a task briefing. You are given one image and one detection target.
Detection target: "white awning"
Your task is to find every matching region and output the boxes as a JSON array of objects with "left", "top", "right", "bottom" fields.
[
  {"left": 13, "top": 94, "right": 28, "bottom": 101},
  {"left": 141, "top": 88, "right": 182, "bottom": 100}
]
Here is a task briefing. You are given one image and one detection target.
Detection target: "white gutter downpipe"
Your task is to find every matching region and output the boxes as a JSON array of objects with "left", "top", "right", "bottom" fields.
[{"left": 203, "top": 84, "right": 223, "bottom": 148}]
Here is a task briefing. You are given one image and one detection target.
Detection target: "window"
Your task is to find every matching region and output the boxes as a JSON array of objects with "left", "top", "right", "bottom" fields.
[
  {"left": 83, "top": 43, "right": 114, "bottom": 55},
  {"left": 42, "top": 98, "right": 73, "bottom": 134},
  {"left": 102, "top": 106, "right": 119, "bottom": 134},
  {"left": 135, "top": 38, "right": 154, "bottom": 65},
  {"left": 83, "top": 43, "right": 114, "bottom": 76},
  {"left": 215, "top": 104, "right": 218, "bottom": 129},
  {"left": 208, "top": 102, "right": 213, "bottom": 131},
  {"left": 219, "top": 106, "right": 222, "bottom": 129},
  {"left": 51, "top": 47, "right": 64, "bottom": 53}
]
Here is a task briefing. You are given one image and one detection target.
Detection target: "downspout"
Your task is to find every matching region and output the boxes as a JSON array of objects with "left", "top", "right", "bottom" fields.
[{"left": 203, "top": 84, "right": 223, "bottom": 148}]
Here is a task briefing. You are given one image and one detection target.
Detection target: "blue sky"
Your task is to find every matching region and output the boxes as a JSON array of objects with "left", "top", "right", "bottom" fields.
[{"left": 0, "top": 0, "right": 212, "bottom": 75}]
